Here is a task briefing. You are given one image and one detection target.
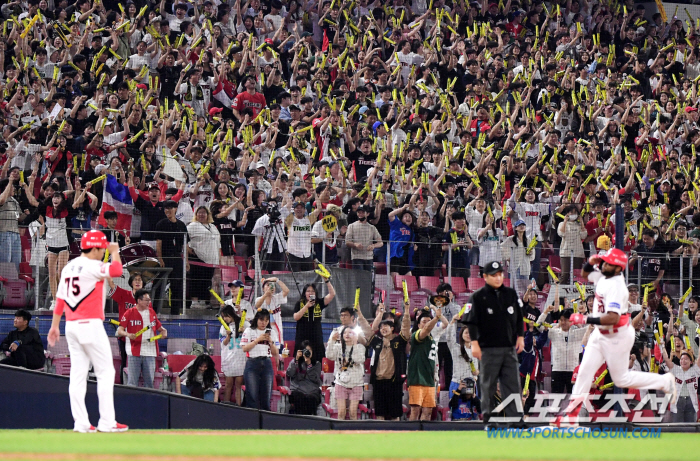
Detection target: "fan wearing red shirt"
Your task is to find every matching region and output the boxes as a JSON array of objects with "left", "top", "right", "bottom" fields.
[
  {"left": 232, "top": 75, "right": 266, "bottom": 121},
  {"left": 505, "top": 11, "right": 524, "bottom": 38},
  {"left": 117, "top": 290, "right": 167, "bottom": 389},
  {"left": 108, "top": 272, "right": 145, "bottom": 382}
]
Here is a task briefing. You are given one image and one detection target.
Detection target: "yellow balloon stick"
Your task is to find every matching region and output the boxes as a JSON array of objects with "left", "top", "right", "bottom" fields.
[
  {"left": 354, "top": 287, "right": 360, "bottom": 310},
  {"left": 217, "top": 315, "right": 231, "bottom": 332},
  {"left": 149, "top": 334, "right": 162, "bottom": 342},
  {"left": 209, "top": 289, "right": 225, "bottom": 305},
  {"left": 523, "top": 373, "right": 530, "bottom": 396},
  {"left": 134, "top": 325, "right": 149, "bottom": 337}
]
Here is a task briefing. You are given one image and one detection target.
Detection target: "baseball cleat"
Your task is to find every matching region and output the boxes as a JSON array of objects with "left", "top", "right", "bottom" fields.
[
  {"left": 73, "top": 426, "right": 96, "bottom": 433},
  {"left": 98, "top": 422, "right": 129, "bottom": 433}
]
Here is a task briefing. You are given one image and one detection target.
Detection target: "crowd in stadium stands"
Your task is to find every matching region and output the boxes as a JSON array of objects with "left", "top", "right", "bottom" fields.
[{"left": 2, "top": 0, "right": 700, "bottom": 422}]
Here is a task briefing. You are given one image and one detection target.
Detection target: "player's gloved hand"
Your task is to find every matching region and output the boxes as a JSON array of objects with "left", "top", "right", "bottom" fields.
[
  {"left": 588, "top": 255, "right": 603, "bottom": 266},
  {"left": 569, "top": 313, "right": 587, "bottom": 325}
]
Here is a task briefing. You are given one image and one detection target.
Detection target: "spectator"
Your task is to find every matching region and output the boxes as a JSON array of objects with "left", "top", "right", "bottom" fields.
[
  {"left": 108, "top": 272, "right": 146, "bottom": 381},
  {"left": 327, "top": 306, "right": 366, "bottom": 350},
  {"left": 327, "top": 326, "right": 366, "bottom": 420},
  {"left": 285, "top": 201, "right": 320, "bottom": 271},
  {"left": 286, "top": 340, "right": 323, "bottom": 416},
  {"left": 444, "top": 316, "right": 479, "bottom": 399},
  {"left": 345, "top": 205, "right": 382, "bottom": 271},
  {"left": 357, "top": 302, "right": 411, "bottom": 421},
  {"left": 537, "top": 308, "right": 586, "bottom": 395},
  {"left": 155, "top": 201, "right": 188, "bottom": 315},
  {"left": 661, "top": 348, "right": 700, "bottom": 423},
  {"left": 117, "top": 290, "right": 168, "bottom": 389},
  {"left": 449, "top": 378, "right": 481, "bottom": 421},
  {"left": 629, "top": 229, "right": 667, "bottom": 306},
  {"left": 502, "top": 220, "right": 535, "bottom": 296},
  {"left": 442, "top": 210, "right": 473, "bottom": 281},
  {"left": 218, "top": 305, "right": 246, "bottom": 405},
  {"left": 0, "top": 309, "right": 44, "bottom": 370},
  {"left": 557, "top": 205, "right": 588, "bottom": 285},
  {"left": 175, "top": 354, "right": 221, "bottom": 402},
  {"left": 293, "top": 275, "right": 336, "bottom": 359},
  {"left": 387, "top": 202, "right": 416, "bottom": 276},
  {"left": 310, "top": 203, "right": 343, "bottom": 266},
  {"left": 407, "top": 306, "right": 448, "bottom": 421},
  {"left": 187, "top": 206, "right": 221, "bottom": 309},
  {"left": 435, "top": 283, "right": 459, "bottom": 387},
  {"left": 241, "top": 309, "right": 279, "bottom": 411},
  {"left": 0, "top": 179, "right": 22, "bottom": 269},
  {"left": 251, "top": 200, "right": 289, "bottom": 273},
  {"left": 255, "top": 277, "right": 290, "bottom": 345}
]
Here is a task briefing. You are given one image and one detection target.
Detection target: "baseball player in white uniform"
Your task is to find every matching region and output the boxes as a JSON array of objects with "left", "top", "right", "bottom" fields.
[
  {"left": 558, "top": 248, "right": 677, "bottom": 424},
  {"left": 47, "top": 230, "right": 129, "bottom": 433}
]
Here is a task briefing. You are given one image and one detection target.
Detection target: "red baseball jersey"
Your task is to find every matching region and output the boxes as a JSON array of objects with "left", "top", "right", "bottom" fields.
[
  {"left": 119, "top": 307, "right": 162, "bottom": 357},
  {"left": 110, "top": 286, "right": 136, "bottom": 320}
]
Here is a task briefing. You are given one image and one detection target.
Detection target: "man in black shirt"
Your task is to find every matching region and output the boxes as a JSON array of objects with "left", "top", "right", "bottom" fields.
[
  {"left": 1, "top": 309, "right": 45, "bottom": 370},
  {"left": 463, "top": 261, "right": 524, "bottom": 426},
  {"left": 155, "top": 201, "right": 188, "bottom": 315}
]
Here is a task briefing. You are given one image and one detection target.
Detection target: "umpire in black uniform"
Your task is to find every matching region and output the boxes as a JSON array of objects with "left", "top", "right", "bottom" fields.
[{"left": 463, "top": 261, "right": 525, "bottom": 426}]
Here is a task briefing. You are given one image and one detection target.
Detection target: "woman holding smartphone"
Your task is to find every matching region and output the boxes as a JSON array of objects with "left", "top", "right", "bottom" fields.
[
  {"left": 240, "top": 309, "right": 279, "bottom": 411},
  {"left": 292, "top": 275, "right": 336, "bottom": 359}
]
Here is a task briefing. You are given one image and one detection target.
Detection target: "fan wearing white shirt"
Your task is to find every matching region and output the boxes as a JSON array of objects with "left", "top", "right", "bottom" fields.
[{"left": 241, "top": 309, "right": 280, "bottom": 411}]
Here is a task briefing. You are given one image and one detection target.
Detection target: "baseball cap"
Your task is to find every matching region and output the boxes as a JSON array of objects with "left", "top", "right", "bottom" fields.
[
  {"left": 81, "top": 230, "right": 109, "bottom": 250},
  {"left": 514, "top": 219, "right": 526, "bottom": 227},
  {"left": 483, "top": 261, "right": 504, "bottom": 275},
  {"left": 255, "top": 162, "right": 266, "bottom": 170},
  {"left": 228, "top": 280, "right": 245, "bottom": 288},
  {"left": 292, "top": 201, "right": 305, "bottom": 209},
  {"left": 209, "top": 107, "right": 223, "bottom": 116},
  {"left": 357, "top": 205, "right": 372, "bottom": 212}
]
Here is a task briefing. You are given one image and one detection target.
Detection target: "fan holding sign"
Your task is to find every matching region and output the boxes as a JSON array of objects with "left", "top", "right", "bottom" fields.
[{"left": 311, "top": 204, "right": 343, "bottom": 266}]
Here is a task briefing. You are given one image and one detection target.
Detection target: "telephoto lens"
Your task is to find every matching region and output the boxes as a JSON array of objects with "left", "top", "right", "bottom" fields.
[{"left": 303, "top": 349, "right": 312, "bottom": 358}]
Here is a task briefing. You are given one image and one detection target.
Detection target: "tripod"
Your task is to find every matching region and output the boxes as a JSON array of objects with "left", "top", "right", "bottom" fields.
[{"left": 255, "top": 212, "right": 303, "bottom": 299}]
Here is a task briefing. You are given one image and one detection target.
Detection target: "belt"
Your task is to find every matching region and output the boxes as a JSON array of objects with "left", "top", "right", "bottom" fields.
[
  {"left": 599, "top": 326, "right": 627, "bottom": 335},
  {"left": 599, "top": 314, "right": 630, "bottom": 335}
]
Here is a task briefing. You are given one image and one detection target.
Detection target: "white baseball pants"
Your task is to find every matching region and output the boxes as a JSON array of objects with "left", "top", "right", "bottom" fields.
[
  {"left": 572, "top": 325, "right": 670, "bottom": 396},
  {"left": 65, "top": 319, "right": 116, "bottom": 431}
]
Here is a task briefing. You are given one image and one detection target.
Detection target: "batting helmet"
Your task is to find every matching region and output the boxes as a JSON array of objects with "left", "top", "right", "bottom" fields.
[
  {"left": 599, "top": 248, "right": 627, "bottom": 269},
  {"left": 81, "top": 230, "right": 109, "bottom": 250}
]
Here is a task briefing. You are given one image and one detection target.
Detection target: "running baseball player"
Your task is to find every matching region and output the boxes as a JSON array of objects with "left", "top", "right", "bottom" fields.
[
  {"left": 47, "top": 230, "right": 129, "bottom": 433},
  {"left": 558, "top": 248, "right": 677, "bottom": 424}
]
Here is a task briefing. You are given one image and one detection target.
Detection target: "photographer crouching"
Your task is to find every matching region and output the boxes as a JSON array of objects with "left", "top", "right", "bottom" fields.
[{"left": 286, "top": 341, "right": 322, "bottom": 415}]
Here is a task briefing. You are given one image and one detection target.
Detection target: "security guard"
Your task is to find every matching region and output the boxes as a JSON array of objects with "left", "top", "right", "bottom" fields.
[{"left": 463, "top": 261, "right": 525, "bottom": 426}]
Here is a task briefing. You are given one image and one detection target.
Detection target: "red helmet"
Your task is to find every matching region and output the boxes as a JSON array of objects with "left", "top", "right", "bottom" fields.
[
  {"left": 81, "top": 230, "right": 109, "bottom": 250},
  {"left": 599, "top": 248, "right": 627, "bottom": 269}
]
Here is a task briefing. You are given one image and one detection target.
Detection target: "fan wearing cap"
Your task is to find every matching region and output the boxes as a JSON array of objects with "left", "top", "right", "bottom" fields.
[
  {"left": 556, "top": 249, "right": 677, "bottom": 426},
  {"left": 462, "top": 260, "right": 525, "bottom": 427},
  {"left": 47, "top": 231, "right": 129, "bottom": 433}
]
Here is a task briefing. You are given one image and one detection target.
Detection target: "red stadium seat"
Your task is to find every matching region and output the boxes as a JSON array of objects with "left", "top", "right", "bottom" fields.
[
  {"left": 419, "top": 276, "right": 441, "bottom": 293},
  {"left": 393, "top": 274, "right": 418, "bottom": 292},
  {"left": 467, "top": 278, "right": 485, "bottom": 292}
]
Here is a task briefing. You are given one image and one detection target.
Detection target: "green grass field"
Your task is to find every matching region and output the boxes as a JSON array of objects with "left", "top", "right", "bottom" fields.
[{"left": 0, "top": 430, "right": 698, "bottom": 461}]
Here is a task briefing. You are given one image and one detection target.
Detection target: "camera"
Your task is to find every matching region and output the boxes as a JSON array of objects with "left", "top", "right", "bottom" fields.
[
  {"left": 267, "top": 202, "right": 282, "bottom": 223},
  {"left": 303, "top": 349, "right": 312, "bottom": 358},
  {"left": 309, "top": 294, "right": 315, "bottom": 301}
]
